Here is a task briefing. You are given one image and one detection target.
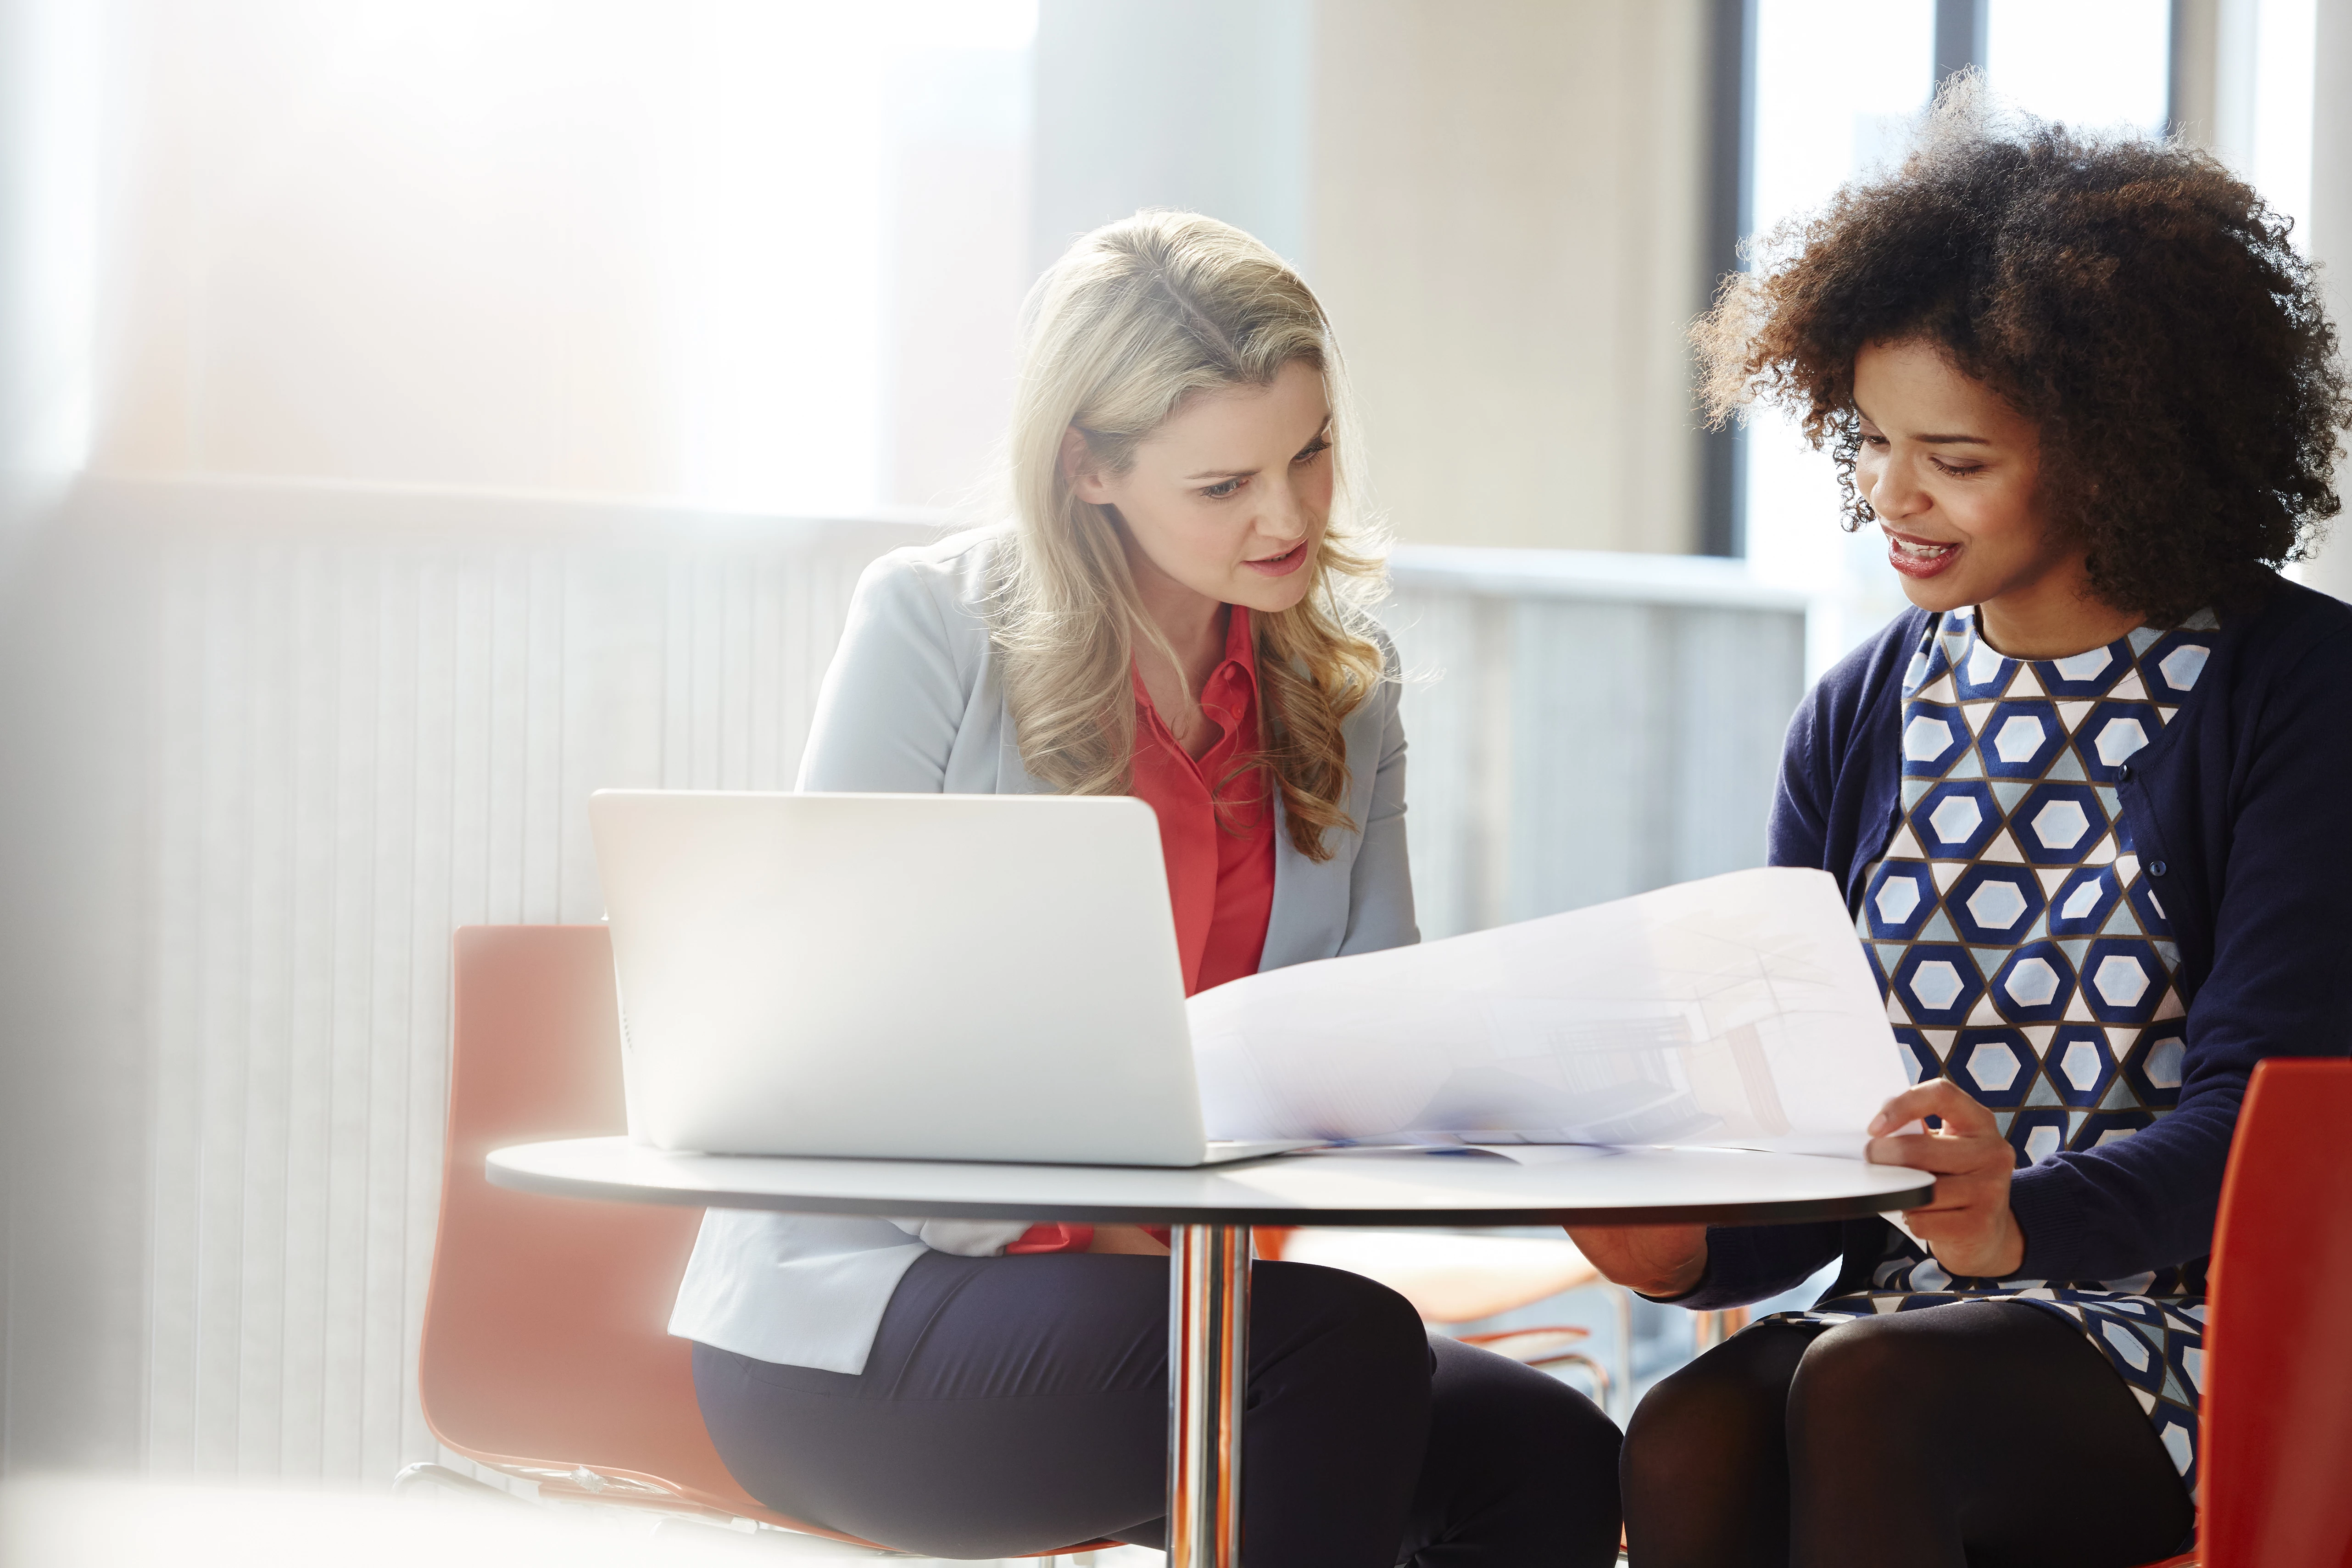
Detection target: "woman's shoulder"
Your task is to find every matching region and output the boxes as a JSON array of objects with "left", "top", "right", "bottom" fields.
[
  {"left": 1788, "top": 605, "right": 1933, "bottom": 762},
  {"left": 1298, "top": 610, "right": 1400, "bottom": 741},
  {"left": 1817, "top": 605, "right": 1934, "bottom": 705},
  {"left": 850, "top": 523, "right": 1014, "bottom": 647},
  {"left": 2220, "top": 574, "right": 2352, "bottom": 693},
  {"left": 1353, "top": 617, "right": 1403, "bottom": 738}
]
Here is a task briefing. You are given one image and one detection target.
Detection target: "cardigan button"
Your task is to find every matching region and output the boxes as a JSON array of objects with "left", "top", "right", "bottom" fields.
[
  {"left": 2116, "top": 764, "right": 2130, "bottom": 780},
  {"left": 2148, "top": 860, "right": 2168, "bottom": 877}
]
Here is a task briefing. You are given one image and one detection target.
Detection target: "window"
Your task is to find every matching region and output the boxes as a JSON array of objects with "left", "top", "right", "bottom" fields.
[
  {"left": 1986, "top": 0, "right": 2170, "bottom": 134},
  {"left": 1741, "top": 0, "right": 1939, "bottom": 673}
]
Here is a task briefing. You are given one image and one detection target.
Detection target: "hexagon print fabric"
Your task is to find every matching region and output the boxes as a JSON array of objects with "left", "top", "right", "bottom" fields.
[
  {"left": 1803, "top": 605, "right": 2219, "bottom": 1493},
  {"left": 1854, "top": 605, "right": 2210, "bottom": 1155}
]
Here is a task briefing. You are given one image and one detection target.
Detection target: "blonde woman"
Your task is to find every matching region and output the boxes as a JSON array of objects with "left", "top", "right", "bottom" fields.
[{"left": 667, "top": 213, "right": 1623, "bottom": 1562}]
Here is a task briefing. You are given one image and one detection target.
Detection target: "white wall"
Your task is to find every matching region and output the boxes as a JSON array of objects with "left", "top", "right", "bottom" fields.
[
  {"left": 1312, "top": 0, "right": 1711, "bottom": 554},
  {"left": 12, "top": 0, "right": 1721, "bottom": 554},
  {"left": 12, "top": 0, "right": 1034, "bottom": 518},
  {"left": 1030, "top": 0, "right": 1314, "bottom": 274},
  {"left": 1029, "top": 0, "right": 1716, "bottom": 555}
]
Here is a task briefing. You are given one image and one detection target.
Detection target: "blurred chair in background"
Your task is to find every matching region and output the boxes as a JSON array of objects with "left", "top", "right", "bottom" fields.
[{"left": 1264, "top": 1228, "right": 1634, "bottom": 1417}]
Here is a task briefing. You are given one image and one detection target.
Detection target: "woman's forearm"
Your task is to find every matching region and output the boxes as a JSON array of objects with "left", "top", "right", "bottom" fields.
[{"left": 1564, "top": 1224, "right": 1709, "bottom": 1298}]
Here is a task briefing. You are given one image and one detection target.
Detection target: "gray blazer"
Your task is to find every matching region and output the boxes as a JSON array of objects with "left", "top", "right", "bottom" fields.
[
  {"left": 796, "top": 525, "right": 1418, "bottom": 965},
  {"left": 667, "top": 525, "right": 1417, "bottom": 1373}
]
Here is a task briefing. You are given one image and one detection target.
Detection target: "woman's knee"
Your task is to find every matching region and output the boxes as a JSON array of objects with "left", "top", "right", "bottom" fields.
[
  {"left": 1631, "top": 1324, "right": 1809, "bottom": 1445},
  {"left": 1786, "top": 1312, "right": 1967, "bottom": 1456},
  {"left": 1406, "top": 1339, "right": 1621, "bottom": 1565},
  {"left": 1431, "top": 1333, "right": 1621, "bottom": 1469},
  {"left": 1252, "top": 1260, "right": 1430, "bottom": 1373},
  {"left": 1624, "top": 1322, "right": 1811, "bottom": 1493}
]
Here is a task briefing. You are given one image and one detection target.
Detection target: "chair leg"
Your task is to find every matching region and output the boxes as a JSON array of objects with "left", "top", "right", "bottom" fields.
[
  {"left": 1596, "top": 1280, "right": 1636, "bottom": 1421},
  {"left": 1692, "top": 1306, "right": 1750, "bottom": 1352},
  {"left": 392, "top": 1462, "right": 524, "bottom": 1504},
  {"left": 1537, "top": 1350, "right": 1611, "bottom": 1412}
]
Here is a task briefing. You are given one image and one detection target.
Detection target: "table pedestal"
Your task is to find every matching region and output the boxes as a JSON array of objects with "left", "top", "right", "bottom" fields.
[{"left": 1167, "top": 1224, "right": 1250, "bottom": 1568}]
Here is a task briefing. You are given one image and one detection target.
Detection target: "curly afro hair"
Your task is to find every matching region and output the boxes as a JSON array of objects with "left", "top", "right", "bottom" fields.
[{"left": 1694, "top": 79, "right": 2352, "bottom": 626}]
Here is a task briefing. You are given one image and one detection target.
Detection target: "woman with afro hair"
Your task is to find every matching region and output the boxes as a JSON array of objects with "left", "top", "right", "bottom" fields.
[{"left": 1568, "top": 84, "right": 2352, "bottom": 1567}]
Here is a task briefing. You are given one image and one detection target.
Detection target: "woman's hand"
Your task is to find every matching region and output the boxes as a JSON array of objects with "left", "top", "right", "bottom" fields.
[
  {"left": 1866, "top": 1078, "right": 2025, "bottom": 1279},
  {"left": 1563, "top": 1224, "right": 1708, "bottom": 1298}
]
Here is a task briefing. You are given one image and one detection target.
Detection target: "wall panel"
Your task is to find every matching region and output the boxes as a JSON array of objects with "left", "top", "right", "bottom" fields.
[{"left": 1386, "top": 556, "right": 1807, "bottom": 937}]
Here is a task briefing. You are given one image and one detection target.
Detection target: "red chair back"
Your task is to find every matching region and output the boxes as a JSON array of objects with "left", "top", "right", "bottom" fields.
[
  {"left": 2199, "top": 1056, "right": 2352, "bottom": 1568},
  {"left": 417, "top": 925, "right": 862, "bottom": 1537}
]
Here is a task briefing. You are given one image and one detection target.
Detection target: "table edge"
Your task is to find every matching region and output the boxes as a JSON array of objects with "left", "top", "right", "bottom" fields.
[{"left": 484, "top": 1146, "right": 1935, "bottom": 1229}]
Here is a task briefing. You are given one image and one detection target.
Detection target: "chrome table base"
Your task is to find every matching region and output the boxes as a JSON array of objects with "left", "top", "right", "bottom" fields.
[{"left": 1167, "top": 1224, "right": 1250, "bottom": 1568}]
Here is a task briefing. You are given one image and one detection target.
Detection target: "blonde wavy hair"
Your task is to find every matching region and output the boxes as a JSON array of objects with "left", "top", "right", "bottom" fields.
[{"left": 993, "top": 210, "right": 1390, "bottom": 863}]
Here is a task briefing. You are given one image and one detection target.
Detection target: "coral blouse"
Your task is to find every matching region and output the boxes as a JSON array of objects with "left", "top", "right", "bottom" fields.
[
  {"left": 1130, "top": 603, "right": 1279, "bottom": 995},
  {"left": 1009, "top": 604, "right": 1277, "bottom": 1255}
]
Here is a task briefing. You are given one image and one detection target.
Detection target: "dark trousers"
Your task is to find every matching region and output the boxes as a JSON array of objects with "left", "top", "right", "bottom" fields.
[
  {"left": 693, "top": 1250, "right": 1623, "bottom": 1564},
  {"left": 1621, "top": 1302, "right": 2194, "bottom": 1568}
]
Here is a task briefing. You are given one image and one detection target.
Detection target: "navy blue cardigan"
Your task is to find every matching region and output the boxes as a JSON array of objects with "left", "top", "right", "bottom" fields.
[{"left": 1684, "top": 576, "right": 2352, "bottom": 1310}]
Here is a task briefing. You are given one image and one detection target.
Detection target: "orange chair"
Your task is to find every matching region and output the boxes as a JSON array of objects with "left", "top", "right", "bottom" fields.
[
  {"left": 406, "top": 925, "right": 1113, "bottom": 1553},
  {"left": 2135, "top": 1055, "right": 2352, "bottom": 1568},
  {"left": 406, "top": 924, "right": 879, "bottom": 1538}
]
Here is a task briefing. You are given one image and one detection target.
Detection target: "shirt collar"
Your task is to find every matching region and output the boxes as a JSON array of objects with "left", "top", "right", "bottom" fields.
[
  {"left": 1131, "top": 605, "right": 1261, "bottom": 721},
  {"left": 1221, "top": 605, "right": 1257, "bottom": 675}
]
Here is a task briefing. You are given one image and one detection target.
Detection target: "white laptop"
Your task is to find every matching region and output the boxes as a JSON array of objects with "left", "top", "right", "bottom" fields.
[{"left": 588, "top": 790, "right": 1306, "bottom": 1167}]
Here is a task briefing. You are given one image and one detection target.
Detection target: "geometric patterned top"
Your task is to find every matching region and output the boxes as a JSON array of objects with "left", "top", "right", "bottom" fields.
[
  {"left": 1865, "top": 603, "right": 2218, "bottom": 1161},
  {"left": 1773, "top": 604, "right": 2220, "bottom": 1494}
]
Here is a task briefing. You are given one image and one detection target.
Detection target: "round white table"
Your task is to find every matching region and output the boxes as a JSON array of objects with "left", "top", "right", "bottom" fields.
[{"left": 488, "top": 1138, "right": 1930, "bottom": 1567}]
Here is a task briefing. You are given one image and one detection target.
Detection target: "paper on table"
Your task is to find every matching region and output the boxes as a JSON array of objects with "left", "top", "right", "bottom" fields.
[{"left": 1189, "top": 866, "right": 1909, "bottom": 1157}]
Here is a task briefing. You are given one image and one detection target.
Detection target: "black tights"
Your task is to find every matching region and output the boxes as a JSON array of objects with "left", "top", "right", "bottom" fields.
[{"left": 1623, "top": 1301, "right": 2192, "bottom": 1568}]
